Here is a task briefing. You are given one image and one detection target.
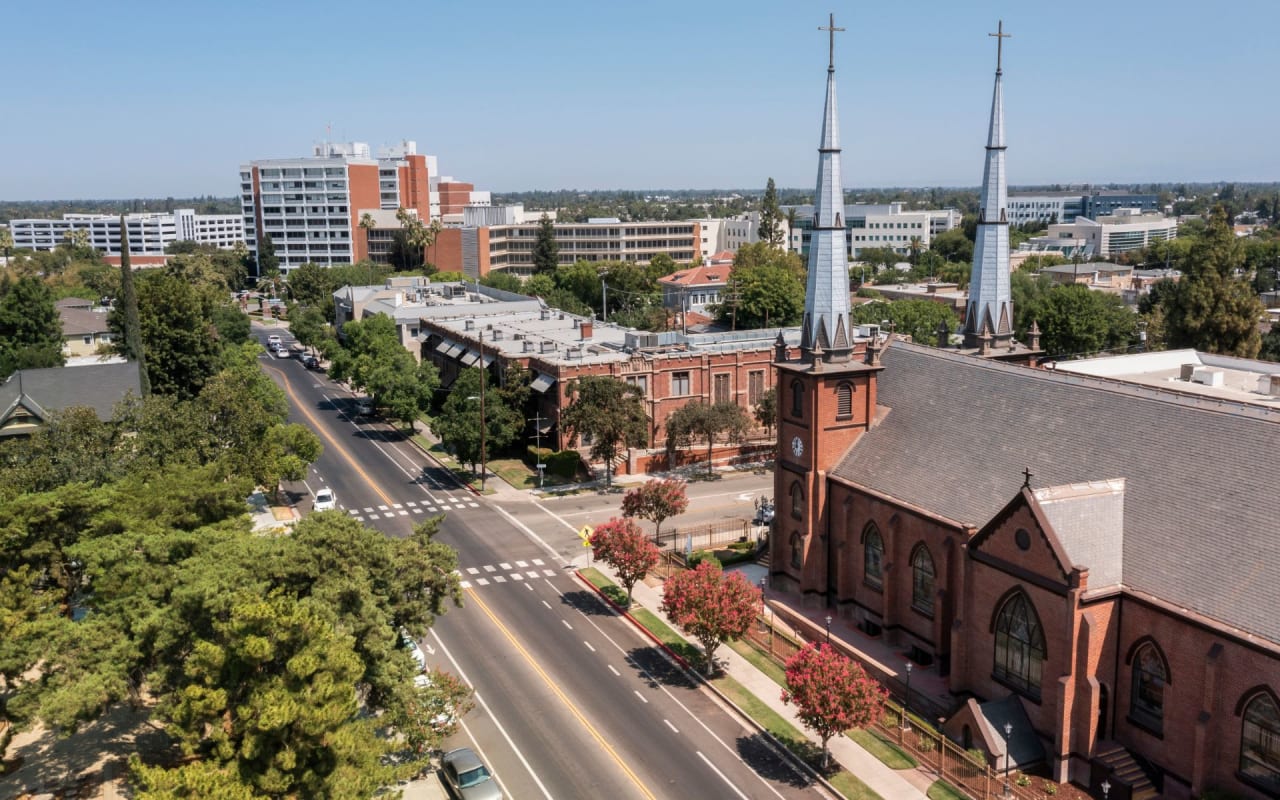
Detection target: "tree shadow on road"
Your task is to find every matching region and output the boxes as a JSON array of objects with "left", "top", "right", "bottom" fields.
[
  {"left": 734, "top": 731, "right": 818, "bottom": 789},
  {"left": 559, "top": 588, "right": 619, "bottom": 617}
]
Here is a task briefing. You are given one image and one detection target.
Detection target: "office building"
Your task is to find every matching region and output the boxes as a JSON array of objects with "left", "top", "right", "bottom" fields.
[
  {"left": 8, "top": 210, "right": 243, "bottom": 257},
  {"left": 786, "top": 203, "right": 958, "bottom": 261},
  {"left": 1046, "top": 210, "right": 1178, "bottom": 258}
]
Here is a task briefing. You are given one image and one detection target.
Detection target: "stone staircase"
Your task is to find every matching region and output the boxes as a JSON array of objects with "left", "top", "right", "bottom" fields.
[{"left": 1095, "top": 741, "right": 1158, "bottom": 800}]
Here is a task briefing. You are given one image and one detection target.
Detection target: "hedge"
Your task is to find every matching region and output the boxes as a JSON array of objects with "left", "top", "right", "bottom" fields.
[{"left": 527, "top": 447, "right": 582, "bottom": 479}]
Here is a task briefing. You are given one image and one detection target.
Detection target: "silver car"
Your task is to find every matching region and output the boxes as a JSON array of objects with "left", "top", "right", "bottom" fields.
[{"left": 440, "top": 748, "right": 502, "bottom": 800}]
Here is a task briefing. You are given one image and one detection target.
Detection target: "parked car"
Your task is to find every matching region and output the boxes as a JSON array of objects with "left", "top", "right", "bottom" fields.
[
  {"left": 313, "top": 488, "right": 336, "bottom": 512},
  {"left": 413, "top": 671, "right": 459, "bottom": 732},
  {"left": 302, "top": 354, "right": 320, "bottom": 370},
  {"left": 440, "top": 748, "right": 502, "bottom": 800},
  {"left": 400, "top": 628, "right": 427, "bottom": 670}
]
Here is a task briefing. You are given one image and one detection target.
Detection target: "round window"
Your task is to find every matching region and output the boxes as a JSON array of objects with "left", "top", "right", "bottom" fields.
[{"left": 1014, "top": 528, "right": 1031, "bottom": 551}]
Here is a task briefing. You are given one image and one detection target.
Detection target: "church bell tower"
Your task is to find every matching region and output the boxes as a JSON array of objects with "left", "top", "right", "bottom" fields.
[{"left": 771, "top": 15, "right": 882, "bottom": 604}]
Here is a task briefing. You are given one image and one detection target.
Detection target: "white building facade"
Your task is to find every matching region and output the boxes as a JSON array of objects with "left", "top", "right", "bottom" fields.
[
  {"left": 8, "top": 211, "right": 243, "bottom": 256},
  {"left": 1046, "top": 210, "right": 1178, "bottom": 257}
]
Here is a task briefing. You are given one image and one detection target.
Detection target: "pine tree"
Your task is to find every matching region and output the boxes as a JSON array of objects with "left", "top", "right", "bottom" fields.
[
  {"left": 257, "top": 232, "right": 279, "bottom": 276},
  {"left": 532, "top": 214, "right": 559, "bottom": 274},
  {"left": 117, "top": 217, "right": 150, "bottom": 395},
  {"left": 757, "top": 177, "right": 784, "bottom": 247}
]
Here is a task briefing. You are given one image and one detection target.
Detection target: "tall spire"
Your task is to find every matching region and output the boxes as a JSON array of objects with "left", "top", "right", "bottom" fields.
[
  {"left": 962, "top": 20, "right": 1014, "bottom": 348},
  {"left": 801, "top": 13, "right": 852, "bottom": 363}
]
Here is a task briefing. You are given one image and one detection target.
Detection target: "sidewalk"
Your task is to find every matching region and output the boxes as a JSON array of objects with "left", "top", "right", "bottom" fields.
[{"left": 585, "top": 557, "right": 929, "bottom": 800}]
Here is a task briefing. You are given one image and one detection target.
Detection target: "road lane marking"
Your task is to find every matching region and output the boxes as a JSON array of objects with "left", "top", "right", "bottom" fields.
[
  {"left": 490, "top": 504, "right": 565, "bottom": 564},
  {"left": 393, "top": 503, "right": 403, "bottom": 509},
  {"left": 561, "top": 619, "right": 573, "bottom": 630},
  {"left": 532, "top": 559, "right": 545, "bottom": 565},
  {"left": 427, "top": 629, "right": 552, "bottom": 800},
  {"left": 511, "top": 573, "right": 524, "bottom": 581},
  {"left": 465, "top": 588, "right": 657, "bottom": 800},
  {"left": 541, "top": 600, "right": 552, "bottom": 610},
  {"left": 516, "top": 560, "right": 529, "bottom": 568},
  {"left": 664, "top": 719, "right": 679, "bottom": 734},
  {"left": 494, "top": 575, "right": 507, "bottom": 583},
  {"left": 475, "top": 578, "right": 489, "bottom": 586},
  {"left": 634, "top": 690, "right": 648, "bottom": 704},
  {"left": 607, "top": 665, "right": 620, "bottom": 677},
  {"left": 460, "top": 581, "right": 472, "bottom": 589},
  {"left": 526, "top": 571, "right": 540, "bottom": 579},
  {"left": 499, "top": 562, "right": 511, "bottom": 570},
  {"left": 584, "top": 641, "right": 595, "bottom": 652},
  {"left": 542, "top": 569, "right": 556, "bottom": 577},
  {"left": 697, "top": 751, "right": 751, "bottom": 800},
  {"left": 483, "top": 565, "right": 497, "bottom": 572},
  {"left": 466, "top": 568, "right": 479, "bottom": 575}
]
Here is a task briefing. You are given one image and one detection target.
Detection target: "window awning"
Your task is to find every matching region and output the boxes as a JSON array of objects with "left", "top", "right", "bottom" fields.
[
  {"left": 530, "top": 372, "right": 557, "bottom": 393},
  {"left": 460, "top": 351, "right": 479, "bottom": 366},
  {"left": 444, "top": 344, "right": 466, "bottom": 359},
  {"left": 435, "top": 339, "right": 455, "bottom": 354}
]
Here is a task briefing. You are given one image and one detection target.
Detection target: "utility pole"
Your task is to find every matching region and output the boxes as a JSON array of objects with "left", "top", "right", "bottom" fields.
[
  {"left": 601, "top": 278, "right": 608, "bottom": 321},
  {"left": 529, "top": 411, "right": 546, "bottom": 488}
]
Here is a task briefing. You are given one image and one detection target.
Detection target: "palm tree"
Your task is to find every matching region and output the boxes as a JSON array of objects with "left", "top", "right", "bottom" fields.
[
  {"left": 908, "top": 236, "right": 923, "bottom": 267},
  {"left": 359, "top": 213, "right": 378, "bottom": 280}
]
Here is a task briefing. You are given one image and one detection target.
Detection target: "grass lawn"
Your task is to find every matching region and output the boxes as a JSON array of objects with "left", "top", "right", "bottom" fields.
[
  {"left": 727, "top": 639, "right": 788, "bottom": 687},
  {"left": 488, "top": 458, "right": 577, "bottom": 490},
  {"left": 630, "top": 609, "right": 703, "bottom": 665},
  {"left": 848, "top": 728, "right": 918, "bottom": 769},
  {"left": 927, "top": 780, "right": 969, "bottom": 800},
  {"left": 579, "top": 567, "right": 631, "bottom": 608}
]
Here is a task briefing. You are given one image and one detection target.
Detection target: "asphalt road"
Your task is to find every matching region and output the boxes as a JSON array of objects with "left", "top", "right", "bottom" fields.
[{"left": 256, "top": 328, "right": 824, "bottom": 800}]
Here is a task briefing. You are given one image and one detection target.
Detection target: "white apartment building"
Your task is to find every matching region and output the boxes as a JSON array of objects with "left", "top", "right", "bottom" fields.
[
  {"left": 481, "top": 218, "right": 699, "bottom": 277},
  {"left": 1046, "top": 210, "right": 1178, "bottom": 258},
  {"left": 8, "top": 211, "right": 244, "bottom": 256},
  {"left": 694, "top": 212, "right": 793, "bottom": 262},
  {"left": 1007, "top": 192, "right": 1085, "bottom": 225},
  {"left": 787, "top": 203, "right": 950, "bottom": 260}
]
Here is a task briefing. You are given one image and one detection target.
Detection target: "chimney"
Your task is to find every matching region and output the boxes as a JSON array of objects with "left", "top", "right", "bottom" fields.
[
  {"left": 1028, "top": 320, "right": 1041, "bottom": 351},
  {"left": 580, "top": 320, "right": 593, "bottom": 340},
  {"left": 865, "top": 338, "right": 881, "bottom": 367},
  {"left": 936, "top": 319, "right": 949, "bottom": 348},
  {"left": 773, "top": 330, "right": 788, "bottom": 363}
]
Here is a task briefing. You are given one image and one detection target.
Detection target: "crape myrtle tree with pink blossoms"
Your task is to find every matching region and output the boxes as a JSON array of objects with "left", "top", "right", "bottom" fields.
[
  {"left": 588, "top": 517, "right": 661, "bottom": 605},
  {"left": 620, "top": 477, "right": 689, "bottom": 545},
  {"left": 782, "top": 642, "right": 887, "bottom": 768},
  {"left": 660, "top": 560, "right": 760, "bottom": 675}
]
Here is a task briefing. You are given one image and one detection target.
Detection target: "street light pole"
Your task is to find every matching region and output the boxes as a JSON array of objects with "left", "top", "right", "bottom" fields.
[
  {"left": 824, "top": 614, "right": 832, "bottom": 644},
  {"left": 1003, "top": 721, "right": 1013, "bottom": 798},
  {"left": 478, "top": 329, "right": 487, "bottom": 493},
  {"left": 903, "top": 662, "right": 913, "bottom": 730}
]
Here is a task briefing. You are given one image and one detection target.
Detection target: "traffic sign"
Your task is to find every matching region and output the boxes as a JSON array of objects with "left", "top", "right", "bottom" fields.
[{"left": 578, "top": 524, "right": 594, "bottom": 547}]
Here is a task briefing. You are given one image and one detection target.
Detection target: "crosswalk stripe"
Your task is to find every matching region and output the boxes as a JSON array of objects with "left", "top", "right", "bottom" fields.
[
  {"left": 511, "top": 573, "right": 524, "bottom": 581},
  {"left": 516, "top": 560, "right": 529, "bottom": 568},
  {"left": 398, "top": 510, "right": 408, "bottom": 516},
  {"left": 383, "top": 513, "right": 395, "bottom": 519},
  {"left": 406, "top": 501, "right": 418, "bottom": 507},
  {"left": 475, "top": 578, "right": 489, "bottom": 586},
  {"left": 499, "top": 563, "right": 511, "bottom": 570},
  {"left": 412, "top": 508, "right": 423, "bottom": 514},
  {"left": 377, "top": 505, "right": 389, "bottom": 511},
  {"left": 347, "top": 509, "right": 359, "bottom": 515},
  {"left": 483, "top": 565, "right": 497, "bottom": 573},
  {"left": 392, "top": 503, "right": 403, "bottom": 509},
  {"left": 352, "top": 516, "right": 364, "bottom": 522},
  {"left": 532, "top": 558, "right": 545, "bottom": 566},
  {"left": 363, "top": 507, "right": 374, "bottom": 513},
  {"left": 467, "top": 503, "right": 479, "bottom": 508},
  {"left": 466, "top": 568, "right": 479, "bottom": 575},
  {"left": 494, "top": 575, "right": 507, "bottom": 583},
  {"left": 460, "top": 581, "right": 472, "bottom": 589},
  {"left": 542, "top": 569, "right": 556, "bottom": 577},
  {"left": 526, "top": 571, "right": 539, "bottom": 579}
]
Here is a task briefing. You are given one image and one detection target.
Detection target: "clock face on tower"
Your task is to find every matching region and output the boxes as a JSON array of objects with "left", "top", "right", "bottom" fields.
[{"left": 791, "top": 436, "right": 804, "bottom": 458}]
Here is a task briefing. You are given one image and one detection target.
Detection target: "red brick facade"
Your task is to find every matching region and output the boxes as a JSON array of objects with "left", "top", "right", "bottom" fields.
[
  {"left": 772, "top": 354, "right": 1280, "bottom": 798},
  {"left": 438, "top": 181, "right": 474, "bottom": 216}
]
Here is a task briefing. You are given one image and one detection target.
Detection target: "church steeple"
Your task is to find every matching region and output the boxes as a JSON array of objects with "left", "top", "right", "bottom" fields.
[
  {"left": 800, "top": 13, "right": 853, "bottom": 363},
  {"left": 962, "top": 21, "right": 1014, "bottom": 348}
]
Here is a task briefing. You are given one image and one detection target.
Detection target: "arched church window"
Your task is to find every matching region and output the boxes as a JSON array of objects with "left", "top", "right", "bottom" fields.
[
  {"left": 1130, "top": 642, "right": 1167, "bottom": 734},
  {"left": 862, "top": 524, "right": 883, "bottom": 590},
  {"left": 836, "top": 382, "right": 853, "bottom": 419},
  {"left": 1241, "top": 691, "right": 1280, "bottom": 792},
  {"left": 911, "top": 544, "right": 935, "bottom": 616},
  {"left": 993, "top": 590, "right": 1046, "bottom": 700},
  {"left": 790, "top": 482, "right": 804, "bottom": 520},
  {"left": 791, "top": 380, "right": 804, "bottom": 418},
  {"left": 790, "top": 532, "right": 803, "bottom": 569}
]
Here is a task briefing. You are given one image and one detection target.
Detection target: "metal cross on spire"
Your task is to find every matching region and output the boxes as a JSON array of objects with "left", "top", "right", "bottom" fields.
[
  {"left": 819, "top": 13, "right": 845, "bottom": 72},
  {"left": 989, "top": 20, "right": 1011, "bottom": 74}
]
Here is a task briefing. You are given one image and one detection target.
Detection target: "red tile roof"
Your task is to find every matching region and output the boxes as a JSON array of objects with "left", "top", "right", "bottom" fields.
[{"left": 658, "top": 263, "right": 734, "bottom": 288}]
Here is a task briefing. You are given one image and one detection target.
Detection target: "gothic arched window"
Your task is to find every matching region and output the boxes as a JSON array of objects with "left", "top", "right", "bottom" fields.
[
  {"left": 1130, "top": 642, "right": 1167, "bottom": 734},
  {"left": 1241, "top": 692, "right": 1280, "bottom": 792},
  {"left": 862, "top": 524, "right": 884, "bottom": 590},
  {"left": 791, "top": 380, "right": 804, "bottom": 418},
  {"left": 993, "top": 590, "right": 1046, "bottom": 700},
  {"left": 790, "top": 532, "right": 803, "bottom": 569},
  {"left": 790, "top": 482, "right": 804, "bottom": 520},
  {"left": 836, "top": 382, "right": 853, "bottom": 419},
  {"left": 910, "top": 544, "right": 935, "bottom": 616}
]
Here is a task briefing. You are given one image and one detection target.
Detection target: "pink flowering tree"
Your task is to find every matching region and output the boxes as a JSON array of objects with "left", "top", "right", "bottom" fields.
[
  {"left": 621, "top": 478, "right": 689, "bottom": 545},
  {"left": 589, "top": 517, "right": 661, "bottom": 605},
  {"left": 782, "top": 642, "right": 887, "bottom": 768},
  {"left": 660, "top": 560, "right": 760, "bottom": 675}
]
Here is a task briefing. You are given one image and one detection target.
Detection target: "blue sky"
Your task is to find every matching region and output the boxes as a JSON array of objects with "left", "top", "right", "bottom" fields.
[{"left": 3, "top": 0, "right": 1278, "bottom": 200}]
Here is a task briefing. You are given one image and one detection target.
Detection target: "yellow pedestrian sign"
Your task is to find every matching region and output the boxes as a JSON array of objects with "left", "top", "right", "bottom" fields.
[{"left": 579, "top": 525, "right": 594, "bottom": 547}]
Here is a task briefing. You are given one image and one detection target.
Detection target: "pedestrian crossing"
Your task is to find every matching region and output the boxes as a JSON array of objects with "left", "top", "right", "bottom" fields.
[
  {"left": 344, "top": 497, "right": 480, "bottom": 522},
  {"left": 458, "top": 559, "right": 559, "bottom": 589}
]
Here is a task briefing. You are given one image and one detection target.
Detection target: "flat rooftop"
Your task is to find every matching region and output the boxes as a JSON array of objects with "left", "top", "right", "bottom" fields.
[{"left": 1053, "top": 349, "right": 1280, "bottom": 412}]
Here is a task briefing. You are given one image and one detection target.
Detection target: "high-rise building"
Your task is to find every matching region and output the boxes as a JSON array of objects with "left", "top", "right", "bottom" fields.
[{"left": 238, "top": 140, "right": 434, "bottom": 273}]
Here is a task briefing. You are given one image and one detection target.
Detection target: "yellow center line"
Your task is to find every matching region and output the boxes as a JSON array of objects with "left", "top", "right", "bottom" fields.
[
  {"left": 266, "top": 362, "right": 395, "bottom": 508},
  {"left": 465, "top": 587, "right": 657, "bottom": 800}
]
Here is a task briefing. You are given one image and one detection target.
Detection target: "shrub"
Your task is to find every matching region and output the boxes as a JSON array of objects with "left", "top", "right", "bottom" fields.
[
  {"left": 1043, "top": 782, "right": 1058, "bottom": 796},
  {"left": 687, "top": 550, "right": 721, "bottom": 570},
  {"left": 527, "top": 446, "right": 582, "bottom": 479},
  {"left": 965, "top": 747, "right": 988, "bottom": 767}
]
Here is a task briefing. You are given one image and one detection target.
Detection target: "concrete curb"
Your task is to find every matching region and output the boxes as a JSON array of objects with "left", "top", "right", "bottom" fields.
[{"left": 572, "top": 570, "right": 844, "bottom": 799}]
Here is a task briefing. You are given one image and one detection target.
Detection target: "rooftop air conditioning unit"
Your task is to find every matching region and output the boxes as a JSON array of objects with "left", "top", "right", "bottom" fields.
[
  {"left": 540, "top": 341, "right": 556, "bottom": 353},
  {"left": 491, "top": 330, "right": 504, "bottom": 341},
  {"left": 464, "top": 319, "right": 474, "bottom": 330},
  {"left": 1190, "top": 367, "right": 1224, "bottom": 387},
  {"left": 523, "top": 341, "right": 534, "bottom": 353}
]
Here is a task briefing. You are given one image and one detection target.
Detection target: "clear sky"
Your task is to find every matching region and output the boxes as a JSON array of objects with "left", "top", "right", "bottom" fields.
[{"left": 3, "top": 0, "right": 1278, "bottom": 200}]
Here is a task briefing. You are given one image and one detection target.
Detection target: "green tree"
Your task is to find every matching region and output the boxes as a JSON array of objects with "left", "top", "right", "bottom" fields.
[
  {"left": 665, "top": 401, "right": 750, "bottom": 476},
  {"left": 758, "top": 178, "right": 784, "bottom": 246},
  {"left": 850, "top": 299, "right": 960, "bottom": 345},
  {"left": 286, "top": 261, "right": 338, "bottom": 309},
  {"left": 481, "top": 271, "right": 524, "bottom": 294},
  {"left": 1011, "top": 270, "right": 1054, "bottom": 339},
  {"left": 1036, "top": 284, "right": 1137, "bottom": 358},
  {"left": 1159, "top": 206, "right": 1266, "bottom": 357},
  {"left": 0, "top": 275, "right": 65, "bottom": 379},
  {"left": 256, "top": 233, "right": 279, "bottom": 276},
  {"left": 113, "top": 272, "right": 220, "bottom": 399},
  {"left": 0, "top": 226, "right": 12, "bottom": 261},
  {"left": 930, "top": 228, "right": 974, "bottom": 265},
  {"left": 328, "top": 314, "right": 439, "bottom": 429},
  {"left": 116, "top": 220, "right": 150, "bottom": 394},
  {"left": 532, "top": 213, "right": 560, "bottom": 275},
  {"left": 430, "top": 367, "right": 521, "bottom": 474},
  {"left": 288, "top": 304, "right": 335, "bottom": 356},
  {"left": 753, "top": 386, "right": 777, "bottom": 436},
  {"left": 560, "top": 376, "right": 649, "bottom": 487},
  {"left": 717, "top": 243, "right": 806, "bottom": 329}
]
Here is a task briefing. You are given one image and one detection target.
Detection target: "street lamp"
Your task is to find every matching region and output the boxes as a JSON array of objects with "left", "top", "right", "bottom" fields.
[
  {"left": 478, "top": 329, "right": 487, "bottom": 492},
  {"left": 824, "top": 614, "right": 832, "bottom": 644},
  {"left": 1003, "top": 721, "right": 1013, "bottom": 798},
  {"left": 903, "top": 662, "right": 913, "bottom": 730},
  {"left": 1101, "top": 780, "right": 1111, "bottom": 800}
]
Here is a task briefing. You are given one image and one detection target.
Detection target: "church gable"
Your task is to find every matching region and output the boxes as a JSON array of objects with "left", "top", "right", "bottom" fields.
[{"left": 969, "top": 487, "right": 1075, "bottom": 593}]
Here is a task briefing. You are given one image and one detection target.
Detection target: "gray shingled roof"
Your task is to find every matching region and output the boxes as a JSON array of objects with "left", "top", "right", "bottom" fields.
[
  {"left": 832, "top": 342, "right": 1280, "bottom": 645},
  {"left": 0, "top": 362, "right": 143, "bottom": 424}
]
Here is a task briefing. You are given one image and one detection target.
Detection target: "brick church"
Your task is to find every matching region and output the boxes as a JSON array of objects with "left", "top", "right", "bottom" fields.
[{"left": 771, "top": 19, "right": 1280, "bottom": 798}]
